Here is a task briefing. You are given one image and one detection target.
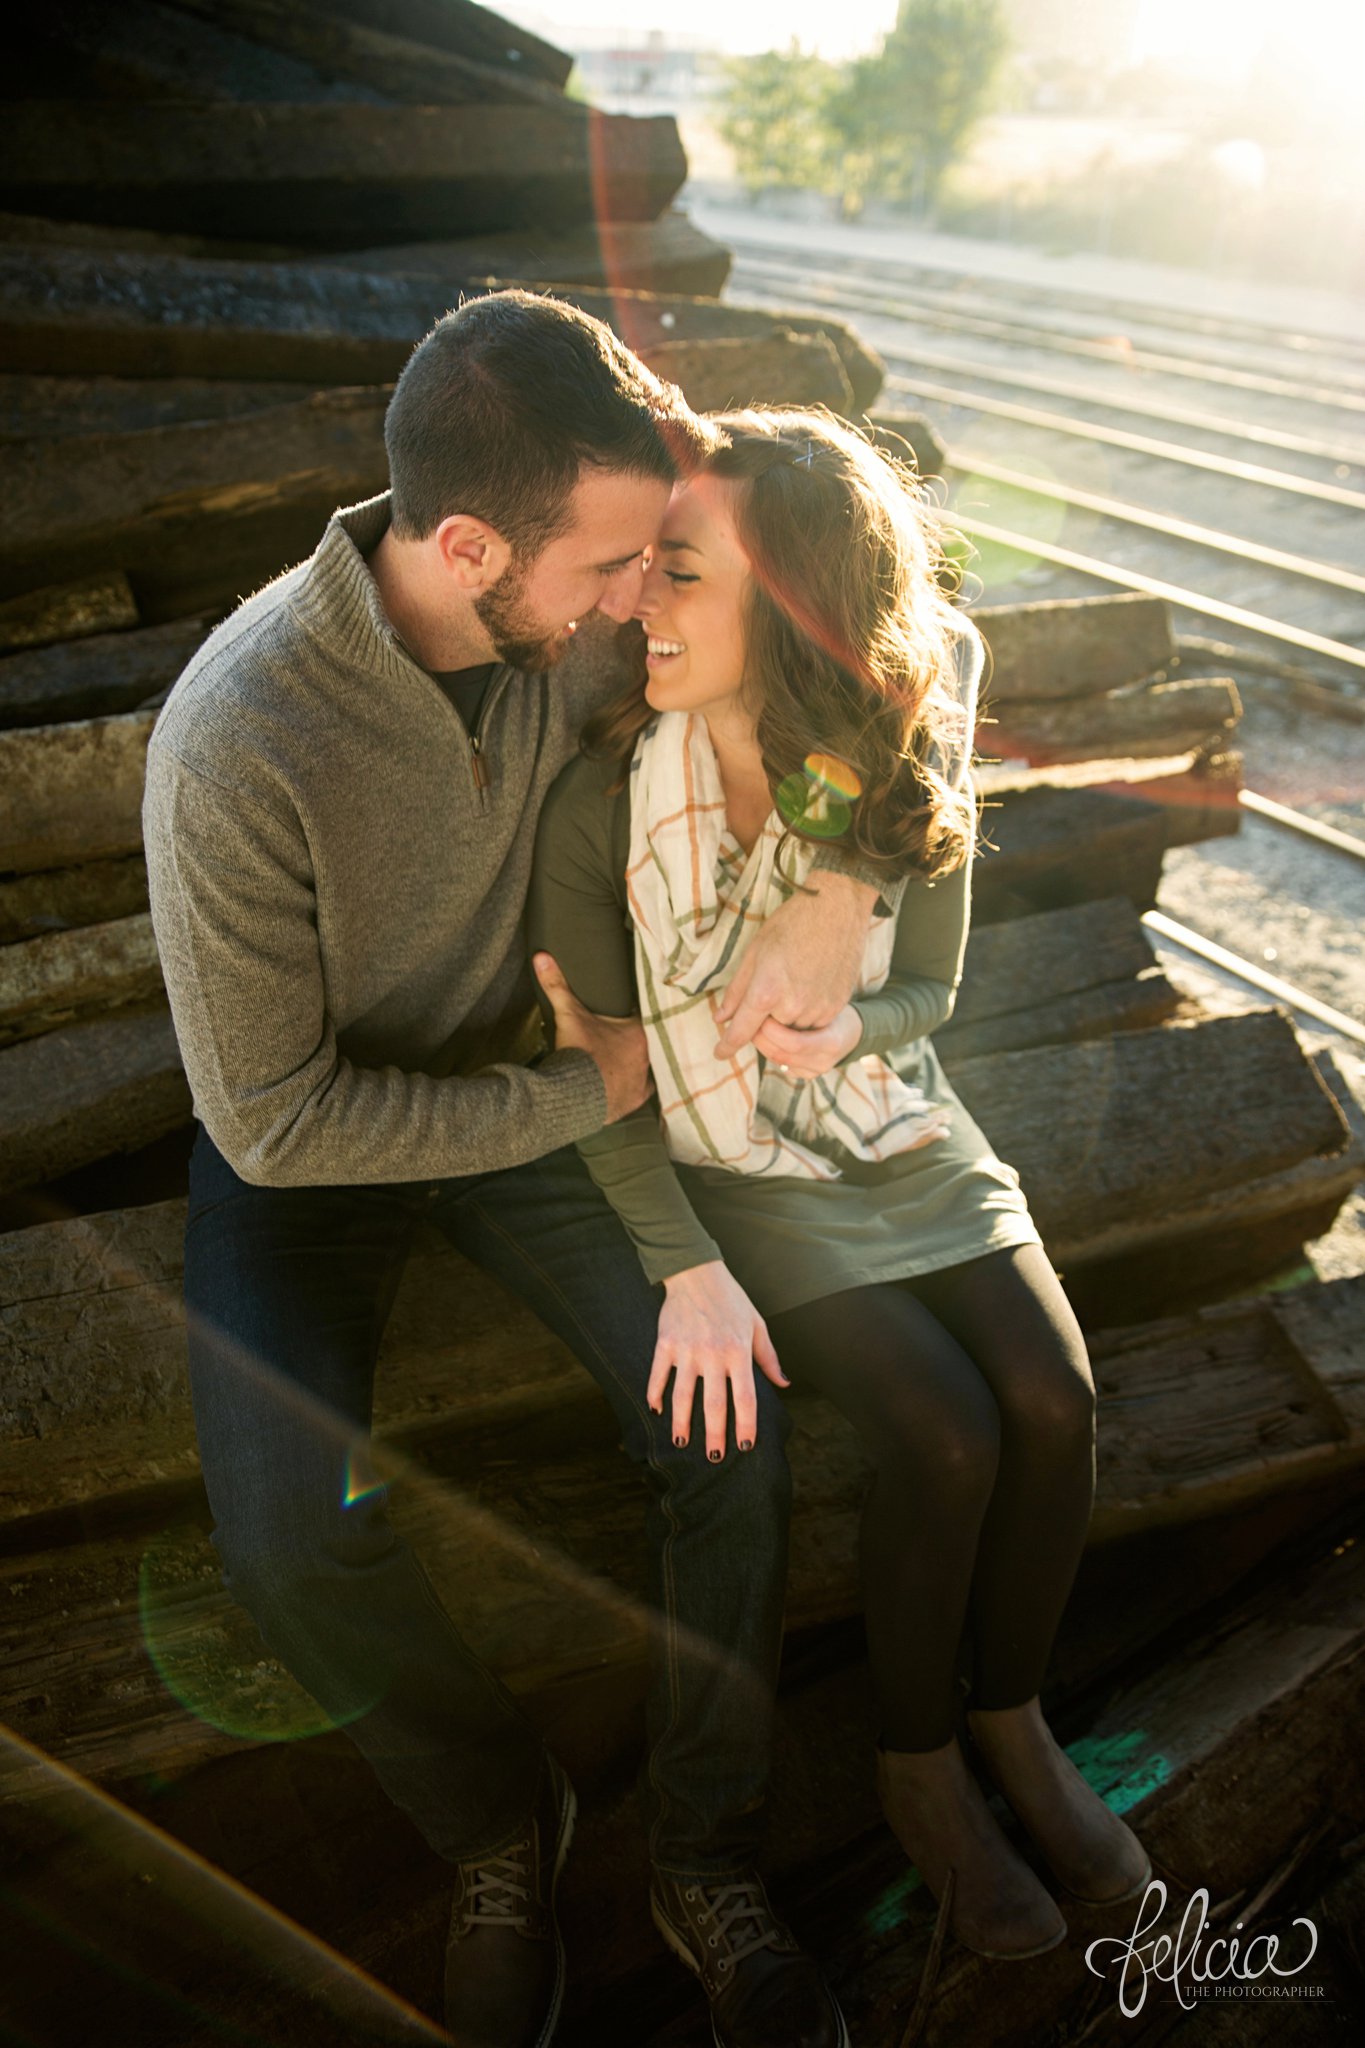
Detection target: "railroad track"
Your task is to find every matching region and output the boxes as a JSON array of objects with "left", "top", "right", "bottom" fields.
[
  {"left": 720, "top": 234, "right": 1365, "bottom": 1066},
  {"left": 727, "top": 247, "right": 1365, "bottom": 694}
]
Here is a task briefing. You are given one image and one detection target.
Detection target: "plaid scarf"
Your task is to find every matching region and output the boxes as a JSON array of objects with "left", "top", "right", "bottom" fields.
[{"left": 627, "top": 710, "right": 952, "bottom": 1179}]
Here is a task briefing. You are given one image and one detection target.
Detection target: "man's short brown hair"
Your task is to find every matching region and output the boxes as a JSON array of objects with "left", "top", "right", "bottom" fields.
[{"left": 384, "top": 289, "right": 708, "bottom": 553}]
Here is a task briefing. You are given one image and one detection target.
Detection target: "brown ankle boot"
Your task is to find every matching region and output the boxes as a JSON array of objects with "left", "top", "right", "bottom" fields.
[{"left": 876, "top": 1742, "right": 1067, "bottom": 1961}]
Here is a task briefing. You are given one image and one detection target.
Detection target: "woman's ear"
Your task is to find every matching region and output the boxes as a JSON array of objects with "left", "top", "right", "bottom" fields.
[{"left": 433, "top": 513, "right": 512, "bottom": 593}]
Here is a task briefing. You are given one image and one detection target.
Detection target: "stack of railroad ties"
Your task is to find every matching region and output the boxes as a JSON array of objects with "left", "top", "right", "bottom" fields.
[{"left": 1, "top": 4, "right": 1363, "bottom": 2044}]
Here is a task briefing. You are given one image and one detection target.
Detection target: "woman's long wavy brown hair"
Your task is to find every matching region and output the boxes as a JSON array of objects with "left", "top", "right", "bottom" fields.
[{"left": 582, "top": 405, "right": 978, "bottom": 881}]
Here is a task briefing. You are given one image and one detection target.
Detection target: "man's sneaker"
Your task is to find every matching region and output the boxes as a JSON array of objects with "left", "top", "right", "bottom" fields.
[
  {"left": 651, "top": 1870, "right": 849, "bottom": 2048},
  {"left": 443, "top": 1755, "right": 576, "bottom": 2048}
]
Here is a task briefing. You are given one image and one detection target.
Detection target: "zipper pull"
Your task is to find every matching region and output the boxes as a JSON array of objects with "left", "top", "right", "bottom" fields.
[{"left": 470, "top": 737, "right": 490, "bottom": 791}]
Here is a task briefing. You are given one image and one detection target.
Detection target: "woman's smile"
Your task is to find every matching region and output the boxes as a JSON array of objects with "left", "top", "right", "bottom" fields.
[{"left": 636, "top": 475, "right": 750, "bottom": 714}]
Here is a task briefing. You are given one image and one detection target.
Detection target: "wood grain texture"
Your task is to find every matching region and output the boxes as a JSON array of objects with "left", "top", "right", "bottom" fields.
[
  {"left": 0, "top": 856, "right": 150, "bottom": 947},
  {"left": 988, "top": 676, "right": 1241, "bottom": 765},
  {"left": 0, "top": 711, "right": 154, "bottom": 873},
  {"left": 974, "top": 591, "right": 1176, "bottom": 700},
  {"left": 0, "top": 914, "right": 163, "bottom": 1046},
  {"left": 0, "top": 617, "right": 205, "bottom": 730},
  {"left": 0, "top": 245, "right": 883, "bottom": 405},
  {"left": 852, "top": 1529, "right": 1365, "bottom": 2048},
  {"left": 2, "top": 1279, "right": 1363, "bottom": 1806},
  {"left": 0, "top": 571, "right": 136, "bottom": 654},
  {"left": 0, "top": 1004, "right": 190, "bottom": 1196}
]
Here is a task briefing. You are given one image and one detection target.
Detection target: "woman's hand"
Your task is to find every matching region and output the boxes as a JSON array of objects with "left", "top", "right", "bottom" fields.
[
  {"left": 713, "top": 871, "right": 878, "bottom": 1057},
  {"left": 753, "top": 1005, "right": 863, "bottom": 1079},
  {"left": 649, "top": 1261, "right": 790, "bottom": 1459}
]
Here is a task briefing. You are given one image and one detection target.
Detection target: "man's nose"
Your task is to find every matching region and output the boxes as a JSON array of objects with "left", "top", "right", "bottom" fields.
[{"left": 596, "top": 557, "right": 647, "bottom": 624}]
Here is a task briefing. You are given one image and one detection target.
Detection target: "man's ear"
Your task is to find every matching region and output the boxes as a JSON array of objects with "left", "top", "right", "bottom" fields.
[{"left": 433, "top": 513, "right": 513, "bottom": 593}]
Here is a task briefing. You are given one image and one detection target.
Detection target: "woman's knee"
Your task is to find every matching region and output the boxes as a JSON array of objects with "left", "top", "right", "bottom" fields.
[
  {"left": 1000, "top": 1343, "right": 1096, "bottom": 1452},
  {"left": 877, "top": 1374, "right": 1002, "bottom": 1504}
]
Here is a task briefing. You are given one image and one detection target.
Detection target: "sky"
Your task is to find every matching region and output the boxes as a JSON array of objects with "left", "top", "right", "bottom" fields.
[{"left": 499, "top": 0, "right": 1365, "bottom": 84}]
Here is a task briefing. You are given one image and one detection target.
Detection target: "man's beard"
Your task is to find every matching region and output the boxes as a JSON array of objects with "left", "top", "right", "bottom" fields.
[{"left": 474, "top": 558, "right": 573, "bottom": 673}]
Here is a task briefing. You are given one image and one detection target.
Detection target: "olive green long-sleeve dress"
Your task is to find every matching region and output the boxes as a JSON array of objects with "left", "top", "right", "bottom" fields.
[{"left": 527, "top": 751, "right": 1041, "bottom": 1318}]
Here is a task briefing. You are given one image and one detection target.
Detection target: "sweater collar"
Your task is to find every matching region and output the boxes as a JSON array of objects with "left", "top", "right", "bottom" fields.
[{"left": 292, "top": 491, "right": 415, "bottom": 683}]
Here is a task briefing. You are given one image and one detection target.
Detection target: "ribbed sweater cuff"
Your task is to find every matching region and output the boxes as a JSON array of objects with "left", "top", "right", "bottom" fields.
[{"left": 537, "top": 1045, "right": 609, "bottom": 1143}]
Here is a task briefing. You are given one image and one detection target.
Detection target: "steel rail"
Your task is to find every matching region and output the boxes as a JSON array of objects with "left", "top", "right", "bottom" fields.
[
  {"left": 946, "top": 454, "right": 1365, "bottom": 600},
  {"left": 733, "top": 253, "right": 1365, "bottom": 413},
  {"left": 734, "top": 249, "right": 1365, "bottom": 394},
  {"left": 736, "top": 265, "right": 1365, "bottom": 469},
  {"left": 884, "top": 371, "right": 1365, "bottom": 514},
  {"left": 880, "top": 331, "right": 1365, "bottom": 468},
  {"left": 723, "top": 233, "right": 1365, "bottom": 370},
  {"left": 935, "top": 508, "right": 1365, "bottom": 676},
  {"left": 736, "top": 270, "right": 1365, "bottom": 468},
  {"left": 1142, "top": 910, "right": 1365, "bottom": 1047},
  {"left": 1238, "top": 789, "right": 1365, "bottom": 860}
]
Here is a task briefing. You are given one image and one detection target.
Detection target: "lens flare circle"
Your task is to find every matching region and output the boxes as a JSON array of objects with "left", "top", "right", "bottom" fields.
[{"left": 138, "top": 1525, "right": 383, "bottom": 1743}]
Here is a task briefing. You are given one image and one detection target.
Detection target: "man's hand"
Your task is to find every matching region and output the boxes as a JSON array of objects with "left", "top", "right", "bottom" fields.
[
  {"left": 713, "top": 873, "right": 879, "bottom": 1059},
  {"left": 533, "top": 953, "right": 652, "bottom": 1124},
  {"left": 649, "top": 1260, "right": 790, "bottom": 1459}
]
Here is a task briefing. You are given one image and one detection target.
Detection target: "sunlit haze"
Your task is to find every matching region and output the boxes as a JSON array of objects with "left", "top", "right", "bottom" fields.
[{"left": 502, "top": 0, "right": 1365, "bottom": 92}]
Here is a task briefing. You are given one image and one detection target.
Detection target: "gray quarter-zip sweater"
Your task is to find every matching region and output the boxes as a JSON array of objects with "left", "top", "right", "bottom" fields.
[{"left": 143, "top": 491, "right": 612, "bottom": 1186}]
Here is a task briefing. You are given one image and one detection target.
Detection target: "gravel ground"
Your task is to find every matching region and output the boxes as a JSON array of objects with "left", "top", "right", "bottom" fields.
[{"left": 1151, "top": 685, "right": 1365, "bottom": 1284}]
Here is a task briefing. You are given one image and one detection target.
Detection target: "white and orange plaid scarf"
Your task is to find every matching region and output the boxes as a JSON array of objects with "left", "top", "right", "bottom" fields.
[{"left": 626, "top": 710, "right": 953, "bottom": 1179}]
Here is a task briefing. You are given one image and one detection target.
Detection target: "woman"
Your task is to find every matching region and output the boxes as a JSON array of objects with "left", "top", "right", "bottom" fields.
[{"left": 527, "top": 408, "right": 1150, "bottom": 1960}]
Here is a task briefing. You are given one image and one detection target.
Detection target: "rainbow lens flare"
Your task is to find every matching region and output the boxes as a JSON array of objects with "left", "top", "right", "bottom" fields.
[{"left": 775, "top": 753, "right": 863, "bottom": 839}]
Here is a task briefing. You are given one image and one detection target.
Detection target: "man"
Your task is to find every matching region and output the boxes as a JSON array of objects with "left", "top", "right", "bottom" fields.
[{"left": 145, "top": 291, "right": 876, "bottom": 2048}]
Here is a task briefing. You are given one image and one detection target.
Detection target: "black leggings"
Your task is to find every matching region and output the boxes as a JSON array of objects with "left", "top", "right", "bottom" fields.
[{"left": 767, "top": 1243, "right": 1096, "bottom": 1752}]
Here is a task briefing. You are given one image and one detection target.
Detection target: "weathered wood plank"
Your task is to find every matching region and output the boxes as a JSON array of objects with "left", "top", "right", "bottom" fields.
[
  {"left": 153, "top": 0, "right": 576, "bottom": 106},
  {"left": 0, "top": 1004, "right": 190, "bottom": 1196},
  {"left": 939, "top": 970, "right": 1181, "bottom": 1060},
  {"left": 987, "top": 676, "right": 1241, "bottom": 766},
  {"left": 947, "top": 897, "right": 1166, "bottom": 1027},
  {"left": 2, "top": 338, "right": 863, "bottom": 617},
  {"left": 0, "top": 618, "right": 206, "bottom": 730},
  {"left": 2, "top": 1023, "right": 1357, "bottom": 1510},
  {"left": 2, "top": 1275, "right": 1363, "bottom": 1814},
  {"left": 0, "top": 372, "right": 309, "bottom": 441},
  {"left": 974, "top": 764, "right": 1239, "bottom": 924},
  {"left": 0, "top": 392, "right": 391, "bottom": 616},
  {"left": 974, "top": 592, "right": 1176, "bottom": 701},
  {"left": 868, "top": 410, "right": 947, "bottom": 478},
  {"left": 939, "top": 896, "right": 1182, "bottom": 1056},
  {"left": 640, "top": 330, "right": 854, "bottom": 414},
  {"left": 0, "top": 710, "right": 154, "bottom": 874},
  {"left": 0, "top": 102, "right": 688, "bottom": 247},
  {"left": 6, "top": 1462, "right": 1355, "bottom": 2046},
  {"left": 327, "top": 211, "right": 733, "bottom": 299},
  {"left": 13, "top": 0, "right": 382, "bottom": 107},
  {"left": 0, "top": 856, "right": 149, "bottom": 947},
  {"left": 0, "top": 245, "right": 883, "bottom": 408},
  {"left": 323, "top": 0, "right": 574, "bottom": 90},
  {"left": 0, "top": 914, "right": 162, "bottom": 1046},
  {"left": 847, "top": 1524, "right": 1365, "bottom": 2048},
  {"left": 0, "top": 572, "right": 137, "bottom": 655},
  {"left": 951, "top": 1010, "right": 1349, "bottom": 1252}
]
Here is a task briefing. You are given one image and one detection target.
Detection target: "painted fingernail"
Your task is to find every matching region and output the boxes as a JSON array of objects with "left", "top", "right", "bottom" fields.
[
  {"left": 674, "top": 1434, "right": 687, "bottom": 1447},
  {"left": 739, "top": 1439, "right": 753, "bottom": 1452},
  {"left": 708, "top": 1449, "right": 722, "bottom": 1462}
]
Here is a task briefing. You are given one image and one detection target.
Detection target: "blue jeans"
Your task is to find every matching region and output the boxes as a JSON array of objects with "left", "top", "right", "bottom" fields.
[{"left": 183, "top": 1124, "right": 792, "bottom": 1875}]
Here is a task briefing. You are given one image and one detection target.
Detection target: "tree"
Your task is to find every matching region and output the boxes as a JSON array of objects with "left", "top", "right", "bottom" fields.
[
  {"left": 832, "top": 0, "right": 1009, "bottom": 216},
  {"left": 716, "top": 42, "right": 841, "bottom": 198}
]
